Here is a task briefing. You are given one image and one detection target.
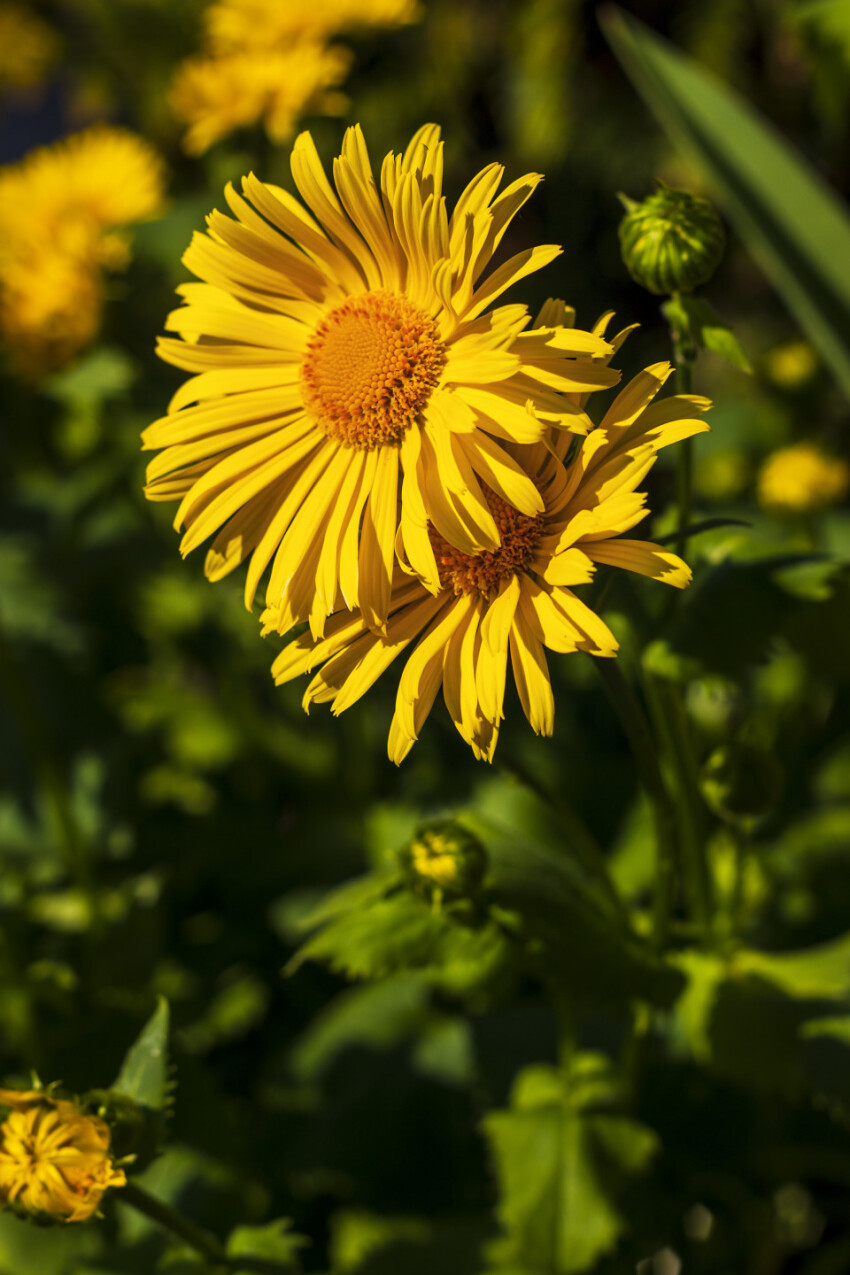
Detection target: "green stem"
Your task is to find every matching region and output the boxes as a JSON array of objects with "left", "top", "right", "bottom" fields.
[
  {"left": 670, "top": 292, "right": 696, "bottom": 557},
  {"left": 120, "top": 1183, "right": 294, "bottom": 1274},
  {"left": 120, "top": 1182, "right": 228, "bottom": 1268},
  {"left": 594, "top": 659, "right": 678, "bottom": 949},
  {"left": 498, "top": 749, "right": 627, "bottom": 924},
  {"left": 642, "top": 674, "right": 713, "bottom": 938}
]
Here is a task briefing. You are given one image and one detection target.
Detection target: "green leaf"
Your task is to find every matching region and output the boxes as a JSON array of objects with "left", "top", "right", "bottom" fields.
[
  {"left": 662, "top": 294, "right": 752, "bottom": 372},
  {"left": 111, "top": 998, "right": 170, "bottom": 1110},
  {"left": 482, "top": 1056, "right": 658, "bottom": 1273},
  {"left": 329, "top": 1209, "right": 430, "bottom": 1273},
  {"left": 602, "top": 9, "right": 850, "bottom": 398},
  {"left": 227, "top": 1219, "right": 307, "bottom": 1273}
]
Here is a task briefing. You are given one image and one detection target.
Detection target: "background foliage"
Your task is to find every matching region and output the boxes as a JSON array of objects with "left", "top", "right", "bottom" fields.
[{"left": 1, "top": 1, "right": 850, "bottom": 1272}]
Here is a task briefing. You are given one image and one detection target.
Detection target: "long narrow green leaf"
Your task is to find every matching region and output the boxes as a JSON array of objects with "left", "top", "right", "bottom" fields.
[{"left": 601, "top": 8, "right": 850, "bottom": 398}]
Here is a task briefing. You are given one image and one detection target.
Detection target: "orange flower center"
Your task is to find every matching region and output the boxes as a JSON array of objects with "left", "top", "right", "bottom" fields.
[
  {"left": 429, "top": 489, "right": 544, "bottom": 599},
  {"left": 300, "top": 290, "right": 446, "bottom": 449}
]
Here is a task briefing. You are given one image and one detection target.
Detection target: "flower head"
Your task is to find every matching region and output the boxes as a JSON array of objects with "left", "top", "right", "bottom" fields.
[
  {"left": 0, "top": 127, "right": 165, "bottom": 375},
  {"left": 403, "top": 820, "right": 488, "bottom": 896},
  {"left": 0, "top": 1088, "right": 126, "bottom": 1223},
  {"left": 265, "top": 361, "right": 710, "bottom": 761},
  {"left": 144, "top": 124, "right": 620, "bottom": 638},
  {"left": 204, "top": 0, "right": 420, "bottom": 51},
  {"left": 757, "top": 442, "right": 849, "bottom": 516},
  {"left": 618, "top": 183, "right": 725, "bottom": 296},
  {"left": 169, "top": 45, "right": 351, "bottom": 155}
]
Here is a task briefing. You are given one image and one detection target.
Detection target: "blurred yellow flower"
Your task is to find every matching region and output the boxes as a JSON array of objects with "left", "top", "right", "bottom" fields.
[
  {"left": 757, "top": 442, "right": 849, "bottom": 515},
  {"left": 0, "top": 1088, "right": 126, "bottom": 1223},
  {"left": 0, "top": 127, "right": 166, "bottom": 259},
  {"left": 144, "top": 125, "right": 620, "bottom": 639},
  {"left": 0, "top": 4, "right": 58, "bottom": 91},
  {"left": 266, "top": 361, "right": 710, "bottom": 762},
  {"left": 0, "top": 127, "right": 165, "bottom": 374},
  {"left": 204, "top": 0, "right": 420, "bottom": 50},
  {"left": 0, "top": 251, "right": 103, "bottom": 377},
  {"left": 169, "top": 44, "right": 352, "bottom": 155},
  {"left": 763, "top": 339, "right": 818, "bottom": 390}
]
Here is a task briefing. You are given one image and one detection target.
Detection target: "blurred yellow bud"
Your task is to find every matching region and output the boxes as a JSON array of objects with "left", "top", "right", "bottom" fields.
[
  {"left": 757, "top": 443, "right": 849, "bottom": 516},
  {"left": 695, "top": 449, "right": 751, "bottom": 502},
  {"left": 618, "top": 183, "right": 725, "bottom": 296},
  {"left": 763, "top": 339, "right": 818, "bottom": 390},
  {"left": 0, "top": 1088, "right": 126, "bottom": 1223}
]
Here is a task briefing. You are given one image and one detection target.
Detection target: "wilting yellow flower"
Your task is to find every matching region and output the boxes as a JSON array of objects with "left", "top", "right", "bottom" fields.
[
  {"left": 170, "top": 44, "right": 351, "bottom": 155},
  {"left": 144, "top": 124, "right": 620, "bottom": 638},
  {"left": 204, "top": 0, "right": 419, "bottom": 51},
  {"left": 0, "top": 127, "right": 165, "bottom": 374},
  {"left": 0, "top": 4, "right": 58, "bottom": 91},
  {"left": 265, "top": 361, "right": 710, "bottom": 762},
  {"left": 0, "top": 1088, "right": 126, "bottom": 1223},
  {"left": 0, "top": 251, "right": 103, "bottom": 377},
  {"left": 757, "top": 442, "right": 849, "bottom": 516}
]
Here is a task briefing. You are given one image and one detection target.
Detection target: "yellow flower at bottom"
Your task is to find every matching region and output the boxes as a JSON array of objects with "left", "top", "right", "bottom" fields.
[
  {"left": 265, "top": 362, "right": 710, "bottom": 762},
  {"left": 169, "top": 44, "right": 352, "bottom": 155},
  {"left": 0, "top": 1089, "right": 126, "bottom": 1223},
  {"left": 757, "top": 442, "right": 849, "bottom": 516}
]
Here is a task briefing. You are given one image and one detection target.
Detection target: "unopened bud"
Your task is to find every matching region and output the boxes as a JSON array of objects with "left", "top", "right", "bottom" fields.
[
  {"left": 618, "top": 183, "right": 725, "bottom": 295},
  {"left": 700, "top": 743, "right": 783, "bottom": 822},
  {"left": 401, "top": 820, "right": 488, "bottom": 899}
]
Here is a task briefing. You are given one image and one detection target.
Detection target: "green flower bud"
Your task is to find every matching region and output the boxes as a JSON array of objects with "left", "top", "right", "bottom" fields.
[
  {"left": 618, "top": 183, "right": 725, "bottom": 295},
  {"left": 700, "top": 743, "right": 783, "bottom": 822},
  {"left": 400, "top": 820, "right": 488, "bottom": 899}
]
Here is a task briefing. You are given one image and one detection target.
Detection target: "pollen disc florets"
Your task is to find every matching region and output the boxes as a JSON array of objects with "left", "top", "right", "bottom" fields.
[
  {"left": 300, "top": 290, "right": 446, "bottom": 449},
  {"left": 429, "top": 489, "right": 544, "bottom": 598}
]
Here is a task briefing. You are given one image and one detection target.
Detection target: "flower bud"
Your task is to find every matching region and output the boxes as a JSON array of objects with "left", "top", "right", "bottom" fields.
[
  {"left": 618, "top": 183, "right": 725, "bottom": 295},
  {"left": 0, "top": 1086, "right": 127, "bottom": 1222},
  {"left": 700, "top": 743, "right": 783, "bottom": 823},
  {"left": 401, "top": 820, "right": 488, "bottom": 899}
]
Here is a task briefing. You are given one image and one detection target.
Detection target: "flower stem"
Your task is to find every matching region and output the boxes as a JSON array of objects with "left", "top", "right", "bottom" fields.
[
  {"left": 670, "top": 292, "right": 696, "bottom": 557},
  {"left": 119, "top": 1183, "right": 297, "bottom": 1273},
  {"left": 120, "top": 1182, "right": 228, "bottom": 1268},
  {"left": 594, "top": 659, "right": 678, "bottom": 949}
]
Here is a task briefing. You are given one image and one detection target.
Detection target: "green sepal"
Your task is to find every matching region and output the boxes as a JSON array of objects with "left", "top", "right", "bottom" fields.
[{"left": 663, "top": 293, "right": 752, "bottom": 372}]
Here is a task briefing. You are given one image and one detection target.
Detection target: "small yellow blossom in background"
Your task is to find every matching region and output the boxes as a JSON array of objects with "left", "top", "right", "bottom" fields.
[
  {"left": 0, "top": 252, "right": 103, "bottom": 380},
  {"left": 763, "top": 339, "right": 818, "bottom": 390},
  {"left": 144, "top": 124, "right": 620, "bottom": 641},
  {"left": 0, "top": 127, "right": 165, "bottom": 375},
  {"left": 204, "top": 0, "right": 420, "bottom": 50},
  {"left": 0, "top": 1088, "right": 126, "bottom": 1223},
  {"left": 267, "top": 359, "right": 710, "bottom": 762},
  {"left": 757, "top": 442, "right": 849, "bottom": 516},
  {"left": 170, "top": 44, "right": 352, "bottom": 155},
  {"left": 169, "top": 0, "right": 420, "bottom": 153},
  {"left": 0, "top": 4, "right": 59, "bottom": 92}
]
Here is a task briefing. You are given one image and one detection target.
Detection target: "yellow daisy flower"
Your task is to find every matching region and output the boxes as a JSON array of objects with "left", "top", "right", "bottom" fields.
[
  {"left": 757, "top": 441, "right": 849, "bottom": 516},
  {"left": 169, "top": 44, "right": 352, "bottom": 155},
  {"left": 265, "top": 362, "right": 711, "bottom": 763},
  {"left": 0, "top": 1088, "right": 126, "bottom": 1223},
  {"left": 143, "top": 124, "right": 620, "bottom": 637},
  {"left": 0, "top": 250, "right": 103, "bottom": 377},
  {"left": 204, "top": 0, "right": 420, "bottom": 51},
  {"left": 0, "top": 127, "right": 165, "bottom": 374},
  {"left": 0, "top": 127, "right": 165, "bottom": 263}
]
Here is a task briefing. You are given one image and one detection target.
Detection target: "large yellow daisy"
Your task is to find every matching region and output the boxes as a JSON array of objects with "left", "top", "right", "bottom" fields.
[
  {"left": 265, "top": 362, "right": 711, "bottom": 763},
  {"left": 144, "top": 124, "right": 620, "bottom": 638}
]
